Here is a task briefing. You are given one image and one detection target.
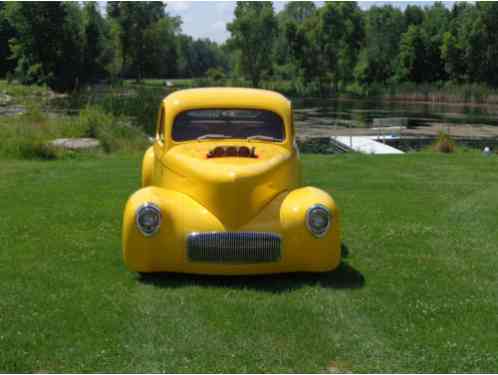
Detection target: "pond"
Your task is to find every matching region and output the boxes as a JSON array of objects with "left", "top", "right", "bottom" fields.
[{"left": 292, "top": 98, "right": 498, "bottom": 139}]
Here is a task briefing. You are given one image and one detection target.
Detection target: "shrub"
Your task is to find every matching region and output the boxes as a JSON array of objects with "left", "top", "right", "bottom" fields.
[
  {"left": 18, "top": 141, "right": 61, "bottom": 160},
  {"left": 97, "top": 87, "right": 165, "bottom": 135},
  {"left": 23, "top": 102, "right": 47, "bottom": 123},
  {"left": 433, "top": 131, "right": 456, "bottom": 153},
  {"left": 78, "top": 106, "right": 149, "bottom": 153},
  {"left": 206, "top": 67, "right": 225, "bottom": 82},
  {"left": 79, "top": 106, "right": 115, "bottom": 138},
  {"left": 94, "top": 119, "right": 149, "bottom": 153}
]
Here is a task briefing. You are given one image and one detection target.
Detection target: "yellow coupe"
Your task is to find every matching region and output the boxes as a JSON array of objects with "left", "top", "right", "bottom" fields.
[{"left": 122, "top": 88, "right": 341, "bottom": 275}]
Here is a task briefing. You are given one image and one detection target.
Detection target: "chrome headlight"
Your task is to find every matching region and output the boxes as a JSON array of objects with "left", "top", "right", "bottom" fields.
[
  {"left": 136, "top": 203, "right": 162, "bottom": 236},
  {"left": 306, "top": 204, "right": 331, "bottom": 237}
]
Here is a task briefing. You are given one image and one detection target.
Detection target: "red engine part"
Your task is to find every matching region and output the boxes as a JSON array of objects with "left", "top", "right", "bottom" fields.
[{"left": 207, "top": 146, "right": 257, "bottom": 158}]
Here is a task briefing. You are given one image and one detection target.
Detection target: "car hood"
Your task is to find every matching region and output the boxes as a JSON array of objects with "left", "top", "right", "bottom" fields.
[{"left": 160, "top": 141, "right": 300, "bottom": 228}]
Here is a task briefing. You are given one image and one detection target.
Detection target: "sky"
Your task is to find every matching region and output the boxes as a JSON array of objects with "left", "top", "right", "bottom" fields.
[{"left": 166, "top": 1, "right": 454, "bottom": 44}]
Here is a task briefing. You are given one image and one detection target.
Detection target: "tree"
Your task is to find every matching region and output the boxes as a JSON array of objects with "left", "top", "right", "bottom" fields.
[
  {"left": 328, "top": 2, "right": 364, "bottom": 86},
  {"left": 355, "top": 5, "right": 405, "bottom": 84},
  {"left": 286, "top": 8, "right": 333, "bottom": 95},
  {"left": 107, "top": 1, "right": 166, "bottom": 81},
  {"left": 227, "top": 2, "right": 277, "bottom": 87},
  {"left": 282, "top": 2, "right": 316, "bottom": 23},
  {"left": 419, "top": 2, "right": 449, "bottom": 82},
  {"left": 440, "top": 3, "right": 471, "bottom": 82},
  {"left": 6, "top": 2, "right": 85, "bottom": 91},
  {"left": 315, "top": 3, "right": 343, "bottom": 89},
  {"left": 0, "top": 2, "right": 17, "bottom": 78},
  {"left": 143, "top": 17, "right": 180, "bottom": 78},
  {"left": 104, "top": 19, "right": 124, "bottom": 82},
  {"left": 176, "top": 35, "right": 226, "bottom": 78},
  {"left": 273, "top": 2, "right": 316, "bottom": 80},
  {"left": 396, "top": 3, "right": 450, "bottom": 83},
  {"left": 286, "top": 2, "right": 363, "bottom": 94},
  {"left": 176, "top": 34, "right": 195, "bottom": 78},
  {"left": 453, "top": 2, "right": 498, "bottom": 86},
  {"left": 441, "top": 31, "right": 465, "bottom": 82},
  {"left": 57, "top": 3, "right": 86, "bottom": 89},
  {"left": 82, "top": 2, "right": 111, "bottom": 83},
  {"left": 396, "top": 25, "right": 427, "bottom": 83},
  {"left": 404, "top": 5, "right": 424, "bottom": 27}
]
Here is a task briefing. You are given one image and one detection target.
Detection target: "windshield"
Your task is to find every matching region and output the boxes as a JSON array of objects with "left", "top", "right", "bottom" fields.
[{"left": 171, "top": 109, "right": 285, "bottom": 142}]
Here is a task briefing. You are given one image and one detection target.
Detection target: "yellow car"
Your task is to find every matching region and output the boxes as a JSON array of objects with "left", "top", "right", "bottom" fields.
[{"left": 122, "top": 88, "right": 341, "bottom": 275}]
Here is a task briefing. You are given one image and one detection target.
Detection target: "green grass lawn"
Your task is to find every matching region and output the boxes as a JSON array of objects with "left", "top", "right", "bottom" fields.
[{"left": 1, "top": 153, "right": 497, "bottom": 373}]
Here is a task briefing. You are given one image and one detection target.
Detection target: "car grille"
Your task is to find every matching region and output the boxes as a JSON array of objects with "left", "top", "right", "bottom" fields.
[{"left": 187, "top": 232, "right": 281, "bottom": 263}]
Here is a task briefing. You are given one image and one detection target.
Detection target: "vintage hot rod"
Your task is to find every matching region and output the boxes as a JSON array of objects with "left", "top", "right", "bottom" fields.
[{"left": 122, "top": 88, "right": 341, "bottom": 275}]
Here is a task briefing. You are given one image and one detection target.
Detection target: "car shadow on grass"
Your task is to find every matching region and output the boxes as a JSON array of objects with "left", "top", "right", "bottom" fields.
[
  {"left": 139, "top": 262, "right": 364, "bottom": 293},
  {"left": 138, "top": 243, "right": 364, "bottom": 293}
]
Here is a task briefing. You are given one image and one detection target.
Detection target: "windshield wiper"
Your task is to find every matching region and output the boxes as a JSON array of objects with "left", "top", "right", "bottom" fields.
[
  {"left": 197, "top": 134, "right": 232, "bottom": 141},
  {"left": 246, "top": 135, "right": 279, "bottom": 142}
]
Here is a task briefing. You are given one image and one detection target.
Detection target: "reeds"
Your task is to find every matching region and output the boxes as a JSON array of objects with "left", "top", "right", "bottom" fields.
[{"left": 369, "top": 82, "right": 498, "bottom": 105}]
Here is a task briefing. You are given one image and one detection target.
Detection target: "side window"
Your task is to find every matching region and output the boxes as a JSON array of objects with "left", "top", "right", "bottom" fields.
[{"left": 157, "top": 106, "right": 165, "bottom": 143}]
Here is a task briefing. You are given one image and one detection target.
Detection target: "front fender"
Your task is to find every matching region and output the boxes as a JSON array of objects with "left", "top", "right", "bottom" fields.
[
  {"left": 282, "top": 186, "right": 341, "bottom": 270},
  {"left": 141, "top": 146, "right": 155, "bottom": 187}
]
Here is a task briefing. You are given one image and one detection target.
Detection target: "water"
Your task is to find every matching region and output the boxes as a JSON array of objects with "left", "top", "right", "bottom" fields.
[{"left": 292, "top": 98, "right": 498, "bottom": 139}]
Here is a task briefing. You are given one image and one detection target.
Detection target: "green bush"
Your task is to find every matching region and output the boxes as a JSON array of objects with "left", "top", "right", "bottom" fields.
[
  {"left": 433, "top": 131, "right": 456, "bottom": 153},
  {"left": 78, "top": 106, "right": 149, "bottom": 153},
  {"left": 97, "top": 87, "right": 165, "bottom": 135},
  {"left": 206, "top": 67, "right": 225, "bottom": 82},
  {"left": 18, "top": 141, "right": 61, "bottom": 160},
  {"left": 79, "top": 106, "right": 115, "bottom": 138}
]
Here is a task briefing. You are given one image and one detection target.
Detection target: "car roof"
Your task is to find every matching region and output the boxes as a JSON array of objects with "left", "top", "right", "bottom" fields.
[{"left": 162, "top": 87, "right": 291, "bottom": 114}]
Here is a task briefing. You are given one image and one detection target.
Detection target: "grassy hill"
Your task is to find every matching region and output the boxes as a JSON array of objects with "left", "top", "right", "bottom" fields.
[{"left": 0, "top": 153, "right": 497, "bottom": 372}]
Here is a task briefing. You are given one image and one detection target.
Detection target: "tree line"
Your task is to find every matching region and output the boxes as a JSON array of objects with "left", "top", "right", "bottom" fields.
[
  {"left": 0, "top": 1, "right": 228, "bottom": 91},
  {"left": 1, "top": 1, "right": 498, "bottom": 94},
  {"left": 228, "top": 1, "right": 498, "bottom": 94}
]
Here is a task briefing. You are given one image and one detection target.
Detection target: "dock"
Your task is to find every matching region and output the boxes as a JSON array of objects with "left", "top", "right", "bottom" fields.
[{"left": 333, "top": 136, "right": 404, "bottom": 155}]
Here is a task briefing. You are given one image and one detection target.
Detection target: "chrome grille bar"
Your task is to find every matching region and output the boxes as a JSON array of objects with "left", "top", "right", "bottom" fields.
[{"left": 187, "top": 232, "right": 281, "bottom": 263}]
